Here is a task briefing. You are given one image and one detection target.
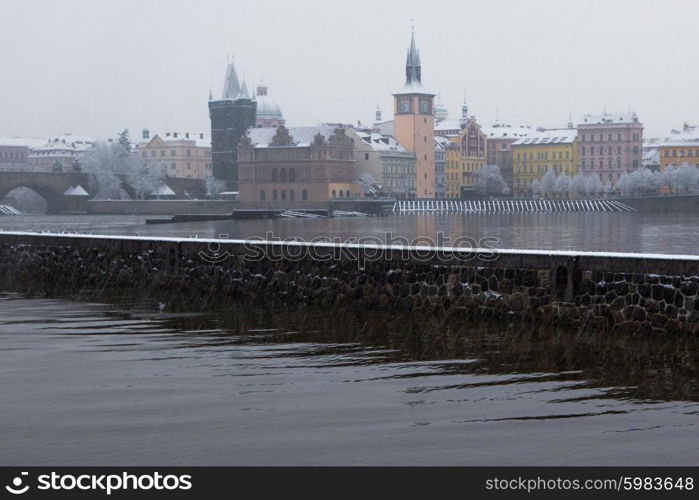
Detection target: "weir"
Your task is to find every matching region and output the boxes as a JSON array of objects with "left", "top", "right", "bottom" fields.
[
  {"left": 393, "top": 199, "right": 637, "bottom": 213},
  {"left": 0, "top": 232, "right": 698, "bottom": 336}
]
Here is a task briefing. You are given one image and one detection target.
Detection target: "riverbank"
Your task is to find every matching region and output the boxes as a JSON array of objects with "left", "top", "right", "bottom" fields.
[{"left": 1, "top": 232, "right": 698, "bottom": 336}]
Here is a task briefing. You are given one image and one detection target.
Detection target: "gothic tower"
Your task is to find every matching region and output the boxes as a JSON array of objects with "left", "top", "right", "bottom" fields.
[
  {"left": 208, "top": 58, "right": 257, "bottom": 187},
  {"left": 393, "top": 29, "right": 435, "bottom": 199}
]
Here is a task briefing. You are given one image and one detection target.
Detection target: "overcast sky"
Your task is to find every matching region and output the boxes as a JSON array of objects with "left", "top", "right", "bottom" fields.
[{"left": 1, "top": 0, "right": 696, "bottom": 140}]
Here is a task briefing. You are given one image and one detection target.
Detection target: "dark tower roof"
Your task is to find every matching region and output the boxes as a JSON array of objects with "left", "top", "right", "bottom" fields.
[
  {"left": 221, "top": 57, "right": 241, "bottom": 100},
  {"left": 405, "top": 29, "right": 421, "bottom": 84},
  {"left": 395, "top": 28, "right": 432, "bottom": 95}
]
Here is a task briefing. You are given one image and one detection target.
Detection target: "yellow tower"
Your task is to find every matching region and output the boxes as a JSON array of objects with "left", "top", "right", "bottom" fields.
[{"left": 393, "top": 29, "right": 435, "bottom": 199}]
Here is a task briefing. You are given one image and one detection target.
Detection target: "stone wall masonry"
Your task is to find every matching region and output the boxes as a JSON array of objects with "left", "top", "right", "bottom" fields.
[{"left": 0, "top": 232, "right": 698, "bottom": 336}]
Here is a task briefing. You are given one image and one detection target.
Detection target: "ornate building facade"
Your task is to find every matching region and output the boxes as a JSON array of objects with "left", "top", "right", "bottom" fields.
[
  {"left": 237, "top": 125, "right": 356, "bottom": 206},
  {"left": 208, "top": 58, "right": 256, "bottom": 188},
  {"left": 457, "top": 117, "right": 488, "bottom": 192},
  {"left": 393, "top": 30, "right": 435, "bottom": 199}
]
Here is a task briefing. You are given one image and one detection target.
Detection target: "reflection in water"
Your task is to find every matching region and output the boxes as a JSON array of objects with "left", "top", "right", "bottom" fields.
[
  {"left": 1, "top": 293, "right": 698, "bottom": 465},
  {"left": 1, "top": 212, "right": 698, "bottom": 254}
]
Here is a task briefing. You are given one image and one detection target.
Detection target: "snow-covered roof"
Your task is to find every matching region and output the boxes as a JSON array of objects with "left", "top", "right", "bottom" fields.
[
  {"left": 140, "top": 132, "right": 211, "bottom": 148},
  {"left": 434, "top": 136, "right": 453, "bottom": 150},
  {"left": 657, "top": 125, "right": 699, "bottom": 147},
  {"left": 395, "top": 80, "right": 434, "bottom": 95},
  {"left": 245, "top": 125, "right": 342, "bottom": 148},
  {"left": 355, "top": 131, "right": 407, "bottom": 152},
  {"left": 150, "top": 184, "right": 176, "bottom": 196},
  {"left": 481, "top": 123, "right": 534, "bottom": 140},
  {"left": 0, "top": 137, "right": 47, "bottom": 148},
  {"left": 642, "top": 148, "right": 659, "bottom": 165},
  {"left": 512, "top": 128, "right": 578, "bottom": 146},
  {"left": 29, "top": 135, "right": 95, "bottom": 156},
  {"left": 434, "top": 119, "right": 466, "bottom": 135},
  {"left": 579, "top": 112, "right": 640, "bottom": 125},
  {"left": 64, "top": 185, "right": 89, "bottom": 196}
]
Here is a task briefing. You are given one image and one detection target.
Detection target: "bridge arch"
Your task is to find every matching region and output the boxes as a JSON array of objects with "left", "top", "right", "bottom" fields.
[{"left": 0, "top": 172, "right": 90, "bottom": 214}]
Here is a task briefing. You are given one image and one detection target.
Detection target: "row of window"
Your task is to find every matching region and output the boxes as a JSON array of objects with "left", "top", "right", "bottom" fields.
[
  {"left": 260, "top": 189, "right": 308, "bottom": 201},
  {"left": 581, "top": 146, "right": 638, "bottom": 155},
  {"left": 142, "top": 149, "right": 210, "bottom": 158},
  {"left": 664, "top": 149, "right": 699, "bottom": 158},
  {"left": 516, "top": 151, "right": 571, "bottom": 160},
  {"left": 0, "top": 150, "right": 27, "bottom": 160},
  {"left": 580, "top": 133, "right": 641, "bottom": 142}
]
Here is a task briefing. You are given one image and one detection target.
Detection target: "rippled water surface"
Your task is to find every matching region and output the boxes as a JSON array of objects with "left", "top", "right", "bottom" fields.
[
  {"left": 1, "top": 294, "right": 698, "bottom": 465},
  {"left": 1, "top": 212, "right": 699, "bottom": 254}
]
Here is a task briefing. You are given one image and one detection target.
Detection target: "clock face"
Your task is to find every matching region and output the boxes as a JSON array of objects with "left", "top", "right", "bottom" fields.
[
  {"left": 399, "top": 99, "right": 411, "bottom": 113},
  {"left": 419, "top": 100, "right": 430, "bottom": 114}
]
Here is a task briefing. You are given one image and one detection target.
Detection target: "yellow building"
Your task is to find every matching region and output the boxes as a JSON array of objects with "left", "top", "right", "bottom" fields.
[
  {"left": 512, "top": 128, "right": 578, "bottom": 196},
  {"left": 445, "top": 143, "right": 461, "bottom": 198},
  {"left": 659, "top": 143, "right": 699, "bottom": 170},
  {"left": 443, "top": 117, "right": 487, "bottom": 198}
]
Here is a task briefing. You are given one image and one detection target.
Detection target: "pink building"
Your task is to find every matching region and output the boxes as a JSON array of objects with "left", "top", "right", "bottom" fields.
[{"left": 577, "top": 112, "right": 643, "bottom": 190}]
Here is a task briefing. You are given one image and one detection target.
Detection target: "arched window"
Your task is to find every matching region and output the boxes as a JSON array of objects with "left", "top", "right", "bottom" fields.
[
  {"left": 273, "top": 190, "right": 278, "bottom": 201},
  {"left": 260, "top": 190, "right": 265, "bottom": 201},
  {"left": 290, "top": 190, "right": 295, "bottom": 201},
  {"left": 271, "top": 168, "right": 278, "bottom": 182},
  {"left": 332, "top": 189, "right": 336, "bottom": 198},
  {"left": 280, "top": 168, "right": 287, "bottom": 181},
  {"left": 281, "top": 190, "right": 287, "bottom": 201},
  {"left": 289, "top": 168, "right": 296, "bottom": 181},
  {"left": 302, "top": 189, "right": 308, "bottom": 201},
  {"left": 347, "top": 190, "right": 351, "bottom": 198}
]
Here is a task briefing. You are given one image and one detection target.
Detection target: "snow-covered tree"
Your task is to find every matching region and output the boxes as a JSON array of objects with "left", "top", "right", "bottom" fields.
[
  {"left": 541, "top": 168, "right": 556, "bottom": 196},
  {"left": 570, "top": 173, "right": 587, "bottom": 196},
  {"left": 205, "top": 177, "right": 226, "bottom": 199},
  {"left": 474, "top": 164, "right": 506, "bottom": 196},
  {"left": 530, "top": 179, "right": 542, "bottom": 196},
  {"left": 553, "top": 172, "right": 571, "bottom": 198},
  {"left": 584, "top": 174, "right": 603, "bottom": 196},
  {"left": 81, "top": 141, "right": 165, "bottom": 200},
  {"left": 118, "top": 129, "right": 132, "bottom": 153}
]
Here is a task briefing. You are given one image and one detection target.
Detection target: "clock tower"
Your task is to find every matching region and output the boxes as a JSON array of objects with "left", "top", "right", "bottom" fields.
[{"left": 393, "top": 29, "right": 435, "bottom": 199}]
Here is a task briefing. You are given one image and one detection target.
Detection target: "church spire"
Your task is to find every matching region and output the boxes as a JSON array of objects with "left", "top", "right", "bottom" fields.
[
  {"left": 221, "top": 56, "right": 241, "bottom": 99},
  {"left": 405, "top": 27, "right": 422, "bottom": 85}
]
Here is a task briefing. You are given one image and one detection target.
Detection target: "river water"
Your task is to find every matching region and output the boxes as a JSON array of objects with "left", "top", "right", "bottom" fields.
[
  {"left": 1, "top": 213, "right": 698, "bottom": 465},
  {"left": 1, "top": 211, "right": 699, "bottom": 254}
]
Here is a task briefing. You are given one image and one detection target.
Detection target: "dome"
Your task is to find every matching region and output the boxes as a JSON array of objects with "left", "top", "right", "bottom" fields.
[
  {"left": 434, "top": 94, "right": 448, "bottom": 122},
  {"left": 255, "top": 94, "right": 283, "bottom": 119}
]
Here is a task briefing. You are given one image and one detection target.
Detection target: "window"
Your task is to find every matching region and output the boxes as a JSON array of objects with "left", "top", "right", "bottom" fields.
[
  {"left": 289, "top": 168, "right": 296, "bottom": 181},
  {"left": 170, "top": 162, "right": 176, "bottom": 170},
  {"left": 260, "top": 190, "right": 265, "bottom": 201},
  {"left": 160, "top": 150, "right": 165, "bottom": 156},
  {"left": 272, "top": 190, "right": 278, "bottom": 200},
  {"left": 187, "top": 162, "right": 191, "bottom": 169},
  {"left": 171, "top": 150, "right": 176, "bottom": 156},
  {"left": 186, "top": 150, "right": 191, "bottom": 156},
  {"left": 280, "top": 168, "right": 287, "bottom": 181},
  {"left": 141, "top": 151, "right": 147, "bottom": 158},
  {"left": 151, "top": 151, "right": 156, "bottom": 157},
  {"left": 272, "top": 168, "right": 278, "bottom": 181},
  {"left": 290, "top": 190, "right": 295, "bottom": 201},
  {"left": 332, "top": 189, "right": 336, "bottom": 198},
  {"left": 281, "top": 190, "right": 286, "bottom": 201},
  {"left": 302, "top": 189, "right": 308, "bottom": 201}
]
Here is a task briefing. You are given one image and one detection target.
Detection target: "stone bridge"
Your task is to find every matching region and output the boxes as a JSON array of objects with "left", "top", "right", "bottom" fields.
[{"left": 0, "top": 171, "right": 90, "bottom": 214}]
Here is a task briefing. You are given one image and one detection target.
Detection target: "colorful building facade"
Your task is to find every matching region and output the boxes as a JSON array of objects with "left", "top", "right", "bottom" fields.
[
  {"left": 512, "top": 128, "right": 578, "bottom": 196},
  {"left": 135, "top": 130, "right": 212, "bottom": 179},
  {"left": 577, "top": 112, "right": 643, "bottom": 190},
  {"left": 393, "top": 30, "right": 435, "bottom": 199}
]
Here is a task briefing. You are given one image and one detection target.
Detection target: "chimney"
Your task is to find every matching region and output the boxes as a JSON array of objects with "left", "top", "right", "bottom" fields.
[
  {"left": 166, "top": 132, "right": 170, "bottom": 137},
  {"left": 200, "top": 133, "right": 203, "bottom": 139},
  {"left": 173, "top": 132, "right": 178, "bottom": 138},
  {"left": 186, "top": 132, "right": 189, "bottom": 139},
  {"left": 142, "top": 128, "right": 150, "bottom": 140}
]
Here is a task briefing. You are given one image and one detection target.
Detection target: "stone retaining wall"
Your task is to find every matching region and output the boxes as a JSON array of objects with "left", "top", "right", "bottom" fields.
[{"left": 0, "top": 233, "right": 698, "bottom": 335}]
